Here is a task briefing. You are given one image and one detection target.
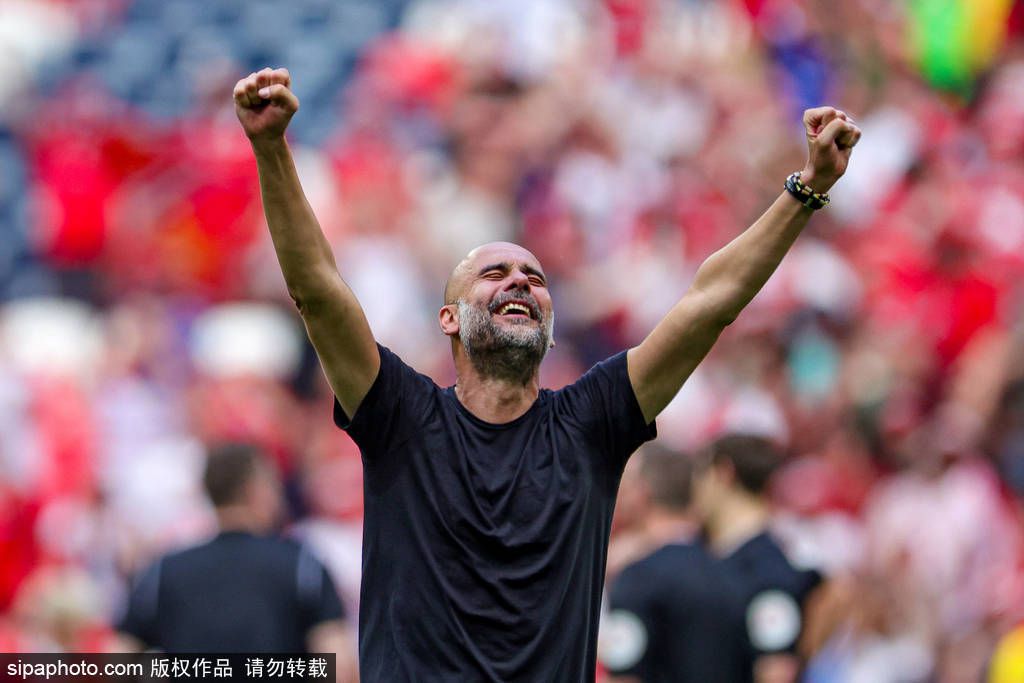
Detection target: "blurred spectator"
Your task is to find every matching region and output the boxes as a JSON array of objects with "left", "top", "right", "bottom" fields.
[
  {"left": 600, "top": 444, "right": 747, "bottom": 682},
  {"left": 694, "top": 434, "right": 824, "bottom": 682},
  {"left": 118, "top": 443, "right": 357, "bottom": 681}
]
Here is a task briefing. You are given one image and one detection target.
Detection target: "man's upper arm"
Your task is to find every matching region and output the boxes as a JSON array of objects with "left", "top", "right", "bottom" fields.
[
  {"left": 627, "top": 287, "right": 728, "bottom": 423},
  {"left": 294, "top": 270, "right": 380, "bottom": 418}
]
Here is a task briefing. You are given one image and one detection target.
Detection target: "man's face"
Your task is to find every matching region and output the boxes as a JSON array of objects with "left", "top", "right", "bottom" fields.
[{"left": 446, "top": 243, "right": 554, "bottom": 378}]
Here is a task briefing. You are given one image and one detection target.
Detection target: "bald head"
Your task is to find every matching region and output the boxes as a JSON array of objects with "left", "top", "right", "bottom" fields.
[
  {"left": 443, "top": 242, "right": 543, "bottom": 305},
  {"left": 444, "top": 259, "right": 471, "bottom": 305},
  {"left": 439, "top": 241, "right": 554, "bottom": 381}
]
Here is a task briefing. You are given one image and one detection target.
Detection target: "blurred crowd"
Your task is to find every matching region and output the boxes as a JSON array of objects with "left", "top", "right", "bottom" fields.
[{"left": 2, "top": 0, "right": 1024, "bottom": 679}]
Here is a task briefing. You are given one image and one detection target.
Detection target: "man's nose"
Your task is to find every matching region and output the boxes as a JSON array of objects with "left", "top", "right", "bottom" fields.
[{"left": 505, "top": 270, "right": 530, "bottom": 290}]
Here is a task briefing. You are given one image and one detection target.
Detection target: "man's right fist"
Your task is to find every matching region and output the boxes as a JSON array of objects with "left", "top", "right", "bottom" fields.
[{"left": 233, "top": 67, "right": 299, "bottom": 142}]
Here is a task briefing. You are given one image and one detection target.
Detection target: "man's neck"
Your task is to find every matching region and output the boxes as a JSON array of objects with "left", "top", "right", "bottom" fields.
[
  {"left": 644, "top": 509, "right": 699, "bottom": 547},
  {"left": 455, "top": 373, "right": 540, "bottom": 423},
  {"left": 452, "top": 346, "right": 541, "bottom": 423},
  {"left": 707, "top": 493, "right": 770, "bottom": 556},
  {"left": 216, "top": 507, "right": 268, "bottom": 535}
]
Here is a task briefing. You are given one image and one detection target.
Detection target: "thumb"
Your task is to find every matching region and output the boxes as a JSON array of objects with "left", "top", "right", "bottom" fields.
[{"left": 257, "top": 84, "right": 300, "bottom": 112}]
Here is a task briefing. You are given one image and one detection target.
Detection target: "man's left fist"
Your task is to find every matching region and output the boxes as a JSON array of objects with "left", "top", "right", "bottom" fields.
[{"left": 800, "top": 107, "right": 862, "bottom": 193}]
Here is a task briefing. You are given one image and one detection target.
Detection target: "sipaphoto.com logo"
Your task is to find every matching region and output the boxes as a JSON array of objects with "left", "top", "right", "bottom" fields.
[{"left": 7, "top": 658, "right": 143, "bottom": 680}]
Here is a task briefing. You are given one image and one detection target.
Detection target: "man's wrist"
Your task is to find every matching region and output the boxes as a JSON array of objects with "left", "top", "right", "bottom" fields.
[
  {"left": 251, "top": 136, "right": 290, "bottom": 159},
  {"left": 785, "top": 171, "right": 830, "bottom": 210},
  {"left": 798, "top": 168, "right": 836, "bottom": 194}
]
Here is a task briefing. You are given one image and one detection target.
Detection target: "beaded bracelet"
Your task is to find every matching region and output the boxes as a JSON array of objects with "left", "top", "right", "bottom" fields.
[{"left": 784, "top": 172, "right": 830, "bottom": 210}]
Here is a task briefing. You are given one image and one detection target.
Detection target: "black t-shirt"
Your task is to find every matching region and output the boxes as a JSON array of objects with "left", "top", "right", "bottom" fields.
[
  {"left": 336, "top": 345, "right": 656, "bottom": 682},
  {"left": 720, "top": 532, "right": 822, "bottom": 662},
  {"left": 120, "top": 531, "right": 345, "bottom": 652},
  {"left": 601, "top": 542, "right": 749, "bottom": 683}
]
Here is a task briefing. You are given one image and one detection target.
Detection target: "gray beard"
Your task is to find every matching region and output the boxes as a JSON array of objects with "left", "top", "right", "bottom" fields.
[{"left": 457, "top": 299, "right": 553, "bottom": 385}]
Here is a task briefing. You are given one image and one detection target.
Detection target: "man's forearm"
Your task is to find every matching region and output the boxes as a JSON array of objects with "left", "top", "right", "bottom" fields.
[
  {"left": 234, "top": 69, "right": 380, "bottom": 416},
  {"left": 691, "top": 191, "right": 812, "bottom": 326},
  {"left": 252, "top": 138, "right": 339, "bottom": 303},
  {"left": 627, "top": 108, "right": 859, "bottom": 422}
]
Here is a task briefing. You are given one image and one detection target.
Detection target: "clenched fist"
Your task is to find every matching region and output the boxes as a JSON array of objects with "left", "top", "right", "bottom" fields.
[
  {"left": 233, "top": 67, "right": 299, "bottom": 142},
  {"left": 799, "top": 107, "right": 862, "bottom": 193}
]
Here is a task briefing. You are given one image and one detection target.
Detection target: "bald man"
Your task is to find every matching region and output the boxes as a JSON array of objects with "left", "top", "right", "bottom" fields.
[{"left": 234, "top": 68, "right": 861, "bottom": 682}]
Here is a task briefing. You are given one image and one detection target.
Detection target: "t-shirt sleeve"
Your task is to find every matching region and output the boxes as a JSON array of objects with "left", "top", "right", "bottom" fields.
[
  {"left": 556, "top": 351, "right": 657, "bottom": 468},
  {"left": 295, "top": 545, "right": 346, "bottom": 629},
  {"left": 118, "top": 559, "right": 162, "bottom": 647},
  {"left": 332, "top": 343, "right": 435, "bottom": 457},
  {"left": 800, "top": 567, "right": 824, "bottom": 598},
  {"left": 600, "top": 564, "right": 658, "bottom": 678}
]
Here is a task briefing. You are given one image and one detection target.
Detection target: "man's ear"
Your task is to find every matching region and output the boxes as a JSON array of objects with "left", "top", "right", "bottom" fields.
[{"left": 439, "top": 304, "right": 459, "bottom": 337}]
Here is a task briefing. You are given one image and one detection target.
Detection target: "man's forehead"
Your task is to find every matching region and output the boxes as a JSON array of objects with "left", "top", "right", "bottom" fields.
[
  {"left": 445, "top": 242, "right": 544, "bottom": 303},
  {"left": 464, "top": 242, "right": 543, "bottom": 273}
]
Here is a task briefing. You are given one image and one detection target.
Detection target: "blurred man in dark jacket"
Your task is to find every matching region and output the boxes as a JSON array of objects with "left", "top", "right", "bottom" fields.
[{"left": 119, "top": 443, "right": 357, "bottom": 681}]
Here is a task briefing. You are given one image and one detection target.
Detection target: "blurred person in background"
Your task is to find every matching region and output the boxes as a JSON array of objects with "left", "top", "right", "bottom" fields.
[
  {"left": 117, "top": 443, "right": 357, "bottom": 681},
  {"left": 599, "top": 444, "right": 747, "bottom": 683},
  {"left": 694, "top": 433, "right": 826, "bottom": 683},
  {"left": 231, "top": 61, "right": 859, "bottom": 682},
  {"left": 605, "top": 455, "right": 658, "bottom": 582}
]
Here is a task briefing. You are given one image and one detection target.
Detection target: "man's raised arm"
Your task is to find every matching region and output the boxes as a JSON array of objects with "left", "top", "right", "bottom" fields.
[
  {"left": 627, "top": 107, "right": 862, "bottom": 423},
  {"left": 234, "top": 68, "right": 379, "bottom": 417}
]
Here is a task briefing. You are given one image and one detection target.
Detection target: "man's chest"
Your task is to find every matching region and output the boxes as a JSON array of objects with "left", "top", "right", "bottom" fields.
[{"left": 408, "top": 414, "right": 606, "bottom": 537}]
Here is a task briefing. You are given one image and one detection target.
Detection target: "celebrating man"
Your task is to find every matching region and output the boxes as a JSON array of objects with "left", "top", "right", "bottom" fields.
[{"left": 233, "top": 67, "right": 860, "bottom": 682}]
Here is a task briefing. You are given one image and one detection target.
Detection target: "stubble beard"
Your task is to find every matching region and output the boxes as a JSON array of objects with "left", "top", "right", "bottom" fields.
[{"left": 457, "top": 299, "right": 553, "bottom": 386}]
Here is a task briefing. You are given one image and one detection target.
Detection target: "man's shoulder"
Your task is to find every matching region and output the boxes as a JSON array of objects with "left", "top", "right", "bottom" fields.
[
  {"left": 158, "top": 535, "right": 217, "bottom": 565},
  {"left": 163, "top": 532, "right": 302, "bottom": 569},
  {"left": 723, "top": 531, "right": 823, "bottom": 600},
  {"left": 618, "top": 542, "right": 710, "bottom": 588},
  {"left": 555, "top": 351, "right": 631, "bottom": 392},
  {"left": 724, "top": 531, "right": 780, "bottom": 564},
  {"left": 379, "top": 344, "right": 442, "bottom": 388},
  {"left": 337, "top": 343, "right": 442, "bottom": 432},
  {"left": 548, "top": 350, "right": 634, "bottom": 414},
  {"left": 729, "top": 531, "right": 815, "bottom": 575}
]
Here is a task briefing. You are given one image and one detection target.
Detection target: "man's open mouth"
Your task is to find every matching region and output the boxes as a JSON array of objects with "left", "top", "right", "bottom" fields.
[{"left": 492, "top": 300, "right": 536, "bottom": 320}]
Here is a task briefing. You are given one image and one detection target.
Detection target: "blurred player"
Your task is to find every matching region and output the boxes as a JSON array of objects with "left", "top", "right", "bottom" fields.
[
  {"left": 119, "top": 444, "right": 357, "bottom": 681},
  {"left": 232, "top": 66, "right": 860, "bottom": 681},
  {"left": 694, "top": 433, "right": 825, "bottom": 683},
  {"left": 600, "top": 444, "right": 748, "bottom": 682}
]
